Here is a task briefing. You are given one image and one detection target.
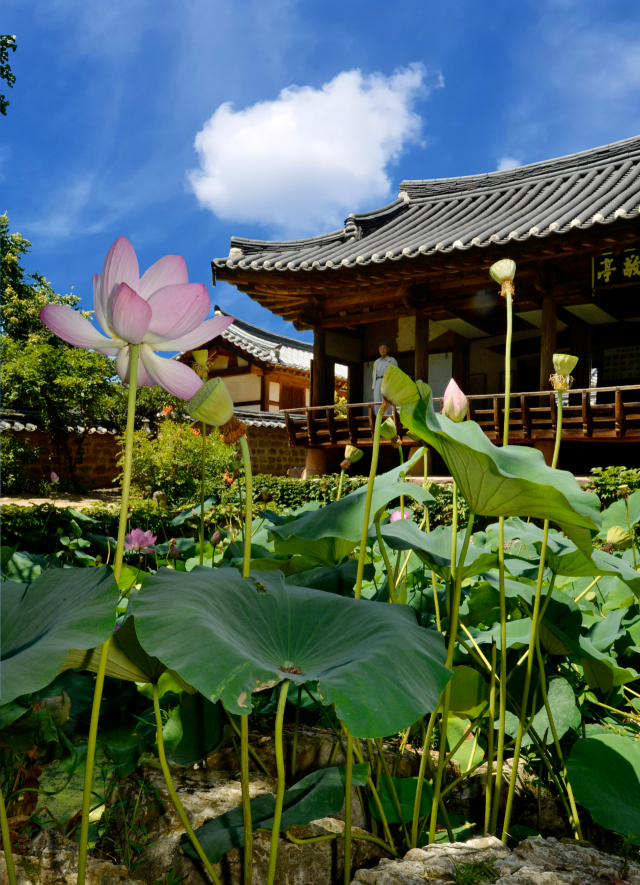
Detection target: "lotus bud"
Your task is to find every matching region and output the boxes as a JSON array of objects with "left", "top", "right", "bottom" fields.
[
  {"left": 606, "top": 525, "right": 633, "bottom": 550},
  {"left": 340, "top": 445, "right": 363, "bottom": 470},
  {"left": 380, "top": 365, "right": 420, "bottom": 409},
  {"left": 390, "top": 510, "right": 411, "bottom": 523},
  {"left": 168, "top": 538, "right": 179, "bottom": 559},
  {"left": 380, "top": 417, "right": 399, "bottom": 447},
  {"left": 187, "top": 377, "right": 246, "bottom": 445},
  {"left": 489, "top": 258, "right": 516, "bottom": 298},
  {"left": 211, "top": 530, "right": 221, "bottom": 545},
  {"left": 50, "top": 471, "right": 59, "bottom": 484},
  {"left": 191, "top": 349, "right": 211, "bottom": 381},
  {"left": 442, "top": 378, "right": 469, "bottom": 423}
]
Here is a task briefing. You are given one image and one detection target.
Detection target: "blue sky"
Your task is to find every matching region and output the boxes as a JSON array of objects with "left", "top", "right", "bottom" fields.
[{"left": 4, "top": 0, "right": 640, "bottom": 344}]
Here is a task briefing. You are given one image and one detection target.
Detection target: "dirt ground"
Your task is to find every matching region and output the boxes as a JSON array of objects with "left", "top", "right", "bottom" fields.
[{"left": 1, "top": 488, "right": 122, "bottom": 508}]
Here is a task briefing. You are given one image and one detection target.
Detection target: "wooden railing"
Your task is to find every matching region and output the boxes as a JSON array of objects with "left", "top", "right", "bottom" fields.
[{"left": 283, "top": 385, "right": 640, "bottom": 449}]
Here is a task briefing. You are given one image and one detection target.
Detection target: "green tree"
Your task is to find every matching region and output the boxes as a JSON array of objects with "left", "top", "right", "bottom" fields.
[{"left": 0, "top": 35, "right": 16, "bottom": 116}]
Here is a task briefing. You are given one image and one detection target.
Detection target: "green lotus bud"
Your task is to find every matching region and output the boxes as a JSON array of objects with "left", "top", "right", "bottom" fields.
[
  {"left": 380, "top": 417, "right": 398, "bottom": 440},
  {"left": 380, "top": 365, "right": 420, "bottom": 408},
  {"left": 553, "top": 353, "right": 579, "bottom": 376},
  {"left": 344, "top": 445, "right": 363, "bottom": 464},
  {"left": 606, "top": 525, "right": 633, "bottom": 550},
  {"left": 188, "top": 377, "right": 246, "bottom": 444},
  {"left": 489, "top": 259, "right": 516, "bottom": 298}
]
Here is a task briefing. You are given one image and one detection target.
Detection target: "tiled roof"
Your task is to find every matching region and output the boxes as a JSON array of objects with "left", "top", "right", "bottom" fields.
[
  {"left": 214, "top": 135, "right": 640, "bottom": 274},
  {"left": 234, "top": 409, "right": 287, "bottom": 429},
  {"left": 215, "top": 308, "right": 348, "bottom": 378},
  {"left": 0, "top": 410, "right": 118, "bottom": 435}
]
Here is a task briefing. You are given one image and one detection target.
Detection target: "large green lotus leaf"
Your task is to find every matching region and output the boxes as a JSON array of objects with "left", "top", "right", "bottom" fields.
[
  {"left": 520, "top": 677, "right": 581, "bottom": 748},
  {"left": 567, "top": 734, "right": 640, "bottom": 842},
  {"left": 586, "top": 609, "right": 628, "bottom": 652},
  {"left": 599, "top": 491, "right": 640, "bottom": 538},
  {"left": 181, "top": 763, "right": 369, "bottom": 862},
  {"left": 134, "top": 567, "right": 451, "bottom": 738},
  {"left": 163, "top": 693, "right": 227, "bottom": 767},
  {"left": 543, "top": 620, "right": 638, "bottom": 691},
  {"left": 284, "top": 560, "right": 375, "bottom": 596},
  {"left": 446, "top": 716, "right": 485, "bottom": 770},
  {"left": 448, "top": 666, "right": 490, "bottom": 719},
  {"left": 400, "top": 392, "right": 601, "bottom": 555},
  {"left": 273, "top": 535, "right": 356, "bottom": 567},
  {"left": 1, "top": 567, "right": 119, "bottom": 705},
  {"left": 369, "top": 774, "right": 433, "bottom": 825},
  {"left": 468, "top": 618, "right": 533, "bottom": 649},
  {"left": 269, "top": 451, "right": 434, "bottom": 544},
  {"left": 459, "top": 582, "right": 506, "bottom": 629},
  {"left": 2, "top": 551, "right": 60, "bottom": 583},
  {"left": 370, "top": 521, "right": 498, "bottom": 581}
]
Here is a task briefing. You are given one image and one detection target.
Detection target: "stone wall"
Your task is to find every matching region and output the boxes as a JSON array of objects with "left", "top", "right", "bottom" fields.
[
  {"left": 245, "top": 424, "right": 307, "bottom": 476},
  {"left": 8, "top": 430, "right": 121, "bottom": 489}
]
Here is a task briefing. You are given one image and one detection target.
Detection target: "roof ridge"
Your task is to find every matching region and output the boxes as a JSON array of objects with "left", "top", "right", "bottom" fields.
[{"left": 214, "top": 306, "right": 313, "bottom": 351}]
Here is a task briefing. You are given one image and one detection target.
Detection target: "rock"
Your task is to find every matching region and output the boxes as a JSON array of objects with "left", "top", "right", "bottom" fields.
[
  {"left": 152, "top": 490, "right": 168, "bottom": 507},
  {"left": 106, "top": 765, "right": 389, "bottom": 884},
  {"left": 351, "top": 836, "right": 640, "bottom": 885},
  {"left": 0, "top": 829, "right": 148, "bottom": 884}
]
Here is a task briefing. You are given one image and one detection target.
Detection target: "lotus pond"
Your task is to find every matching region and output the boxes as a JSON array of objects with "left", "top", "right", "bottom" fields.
[{"left": 2, "top": 248, "right": 640, "bottom": 885}]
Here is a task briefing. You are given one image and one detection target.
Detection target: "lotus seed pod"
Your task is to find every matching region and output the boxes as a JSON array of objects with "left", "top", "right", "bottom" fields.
[
  {"left": 442, "top": 378, "right": 469, "bottom": 423},
  {"left": 549, "top": 373, "right": 574, "bottom": 392},
  {"left": 187, "top": 377, "right": 245, "bottom": 444},
  {"left": 344, "top": 445, "right": 363, "bottom": 464},
  {"left": 618, "top": 484, "right": 631, "bottom": 500},
  {"left": 553, "top": 353, "right": 579, "bottom": 376},
  {"left": 380, "top": 365, "right": 420, "bottom": 408},
  {"left": 489, "top": 258, "right": 516, "bottom": 298},
  {"left": 380, "top": 417, "right": 399, "bottom": 440},
  {"left": 607, "top": 525, "right": 633, "bottom": 550}
]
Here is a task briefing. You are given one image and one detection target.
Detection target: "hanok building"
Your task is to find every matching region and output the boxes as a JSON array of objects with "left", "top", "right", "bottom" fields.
[{"left": 212, "top": 136, "right": 640, "bottom": 475}]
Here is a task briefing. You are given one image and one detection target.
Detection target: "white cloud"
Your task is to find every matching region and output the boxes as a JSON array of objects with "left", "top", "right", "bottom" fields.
[
  {"left": 187, "top": 64, "right": 436, "bottom": 235},
  {"left": 496, "top": 156, "right": 521, "bottom": 171}
]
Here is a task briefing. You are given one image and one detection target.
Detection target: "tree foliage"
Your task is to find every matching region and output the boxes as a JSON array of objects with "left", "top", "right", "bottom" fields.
[{"left": 0, "top": 35, "right": 16, "bottom": 116}]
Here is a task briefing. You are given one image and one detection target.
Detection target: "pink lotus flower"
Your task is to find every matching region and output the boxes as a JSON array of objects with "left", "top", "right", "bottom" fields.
[
  {"left": 50, "top": 471, "right": 59, "bottom": 484},
  {"left": 124, "top": 528, "right": 157, "bottom": 554},
  {"left": 211, "top": 530, "right": 221, "bottom": 545},
  {"left": 390, "top": 510, "right": 410, "bottom": 523},
  {"left": 442, "top": 378, "right": 469, "bottom": 423},
  {"left": 39, "top": 237, "right": 233, "bottom": 400}
]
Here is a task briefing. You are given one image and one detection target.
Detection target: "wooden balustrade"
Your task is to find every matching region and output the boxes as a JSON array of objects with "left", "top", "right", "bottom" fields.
[{"left": 282, "top": 386, "right": 640, "bottom": 449}]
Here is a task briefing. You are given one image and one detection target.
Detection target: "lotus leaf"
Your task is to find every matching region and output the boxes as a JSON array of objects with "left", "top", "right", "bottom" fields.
[
  {"left": 448, "top": 666, "right": 490, "bottom": 719},
  {"left": 369, "top": 774, "right": 433, "bottom": 824},
  {"left": 133, "top": 567, "right": 451, "bottom": 737}
]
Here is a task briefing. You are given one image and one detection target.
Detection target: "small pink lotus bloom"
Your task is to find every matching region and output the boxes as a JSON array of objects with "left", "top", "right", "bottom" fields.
[
  {"left": 442, "top": 378, "right": 469, "bottom": 423},
  {"left": 124, "top": 528, "right": 157, "bottom": 554},
  {"left": 39, "top": 237, "right": 233, "bottom": 400},
  {"left": 390, "top": 510, "right": 411, "bottom": 523},
  {"left": 50, "top": 471, "right": 59, "bottom": 484},
  {"left": 211, "top": 530, "right": 221, "bottom": 545}
]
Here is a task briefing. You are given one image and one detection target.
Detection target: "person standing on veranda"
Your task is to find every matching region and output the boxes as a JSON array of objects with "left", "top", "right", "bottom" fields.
[{"left": 372, "top": 342, "right": 398, "bottom": 414}]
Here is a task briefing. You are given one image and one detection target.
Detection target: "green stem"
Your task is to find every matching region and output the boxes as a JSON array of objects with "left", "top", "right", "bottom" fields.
[
  {"left": 428, "top": 514, "right": 475, "bottom": 844},
  {"left": 351, "top": 740, "right": 394, "bottom": 849},
  {"left": 376, "top": 737, "right": 410, "bottom": 848},
  {"left": 199, "top": 422, "right": 207, "bottom": 566},
  {"left": 241, "top": 714, "right": 253, "bottom": 885},
  {"left": 238, "top": 436, "right": 253, "bottom": 579},
  {"left": 375, "top": 514, "right": 398, "bottom": 603},
  {"left": 266, "top": 680, "right": 290, "bottom": 885},
  {"left": 551, "top": 394, "right": 563, "bottom": 470},
  {"left": 398, "top": 443, "right": 405, "bottom": 517},
  {"left": 0, "top": 784, "right": 16, "bottom": 885},
  {"left": 625, "top": 498, "right": 638, "bottom": 568},
  {"left": 484, "top": 641, "right": 497, "bottom": 834},
  {"left": 411, "top": 704, "right": 438, "bottom": 846},
  {"left": 223, "top": 708, "right": 272, "bottom": 779},
  {"left": 354, "top": 408, "right": 384, "bottom": 599},
  {"left": 489, "top": 516, "right": 508, "bottom": 836},
  {"left": 78, "top": 344, "right": 139, "bottom": 885},
  {"left": 447, "top": 482, "right": 459, "bottom": 618},
  {"left": 337, "top": 468, "right": 346, "bottom": 501},
  {"left": 344, "top": 730, "right": 353, "bottom": 885},
  {"left": 153, "top": 683, "right": 222, "bottom": 885},
  {"left": 503, "top": 287, "right": 513, "bottom": 445},
  {"left": 284, "top": 828, "right": 399, "bottom": 858},
  {"left": 291, "top": 686, "right": 302, "bottom": 779},
  {"left": 500, "top": 519, "right": 550, "bottom": 843}
]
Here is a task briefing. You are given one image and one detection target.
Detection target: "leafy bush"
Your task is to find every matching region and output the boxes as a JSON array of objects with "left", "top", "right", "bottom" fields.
[
  {"left": 587, "top": 466, "right": 640, "bottom": 506},
  {"left": 0, "top": 433, "right": 44, "bottom": 494}
]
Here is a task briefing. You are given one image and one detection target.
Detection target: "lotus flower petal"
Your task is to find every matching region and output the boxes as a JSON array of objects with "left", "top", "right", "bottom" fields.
[
  {"left": 140, "top": 344, "right": 203, "bottom": 399},
  {"left": 442, "top": 378, "right": 469, "bottom": 423},
  {"left": 101, "top": 238, "right": 140, "bottom": 321},
  {"left": 115, "top": 346, "right": 150, "bottom": 388},
  {"left": 144, "top": 283, "right": 210, "bottom": 342},
  {"left": 110, "top": 283, "right": 152, "bottom": 344},
  {"left": 92, "top": 273, "right": 110, "bottom": 334},
  {"left": 150, "top": 315, "right": 234, "bottom": 352},
  {"left": 40, "top": 304, "right": 120, "bottom": 350},
  {"left": 138, "top": 254, "right": 188, "bottom": 300}
]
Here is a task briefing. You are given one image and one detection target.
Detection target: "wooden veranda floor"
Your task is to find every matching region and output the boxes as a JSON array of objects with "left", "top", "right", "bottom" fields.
[{"left": 283, "top": 385, "right": 640, "bottom": 449}]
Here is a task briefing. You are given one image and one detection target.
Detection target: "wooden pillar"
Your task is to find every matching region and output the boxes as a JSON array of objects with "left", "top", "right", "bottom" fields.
[
  {"left": 259, "top": 373, "right": 267, "bottom": 411},
  {"left": 539, "top": 293, "right": 557, "bottom": 390},
  {"left": 570, "top": 317, "right": 592, "bottom": 389},
  {"left": 311, "top": 326, "right": 326, "bottom": 407},
  {"left": 452, "top": 333, "right": 470, "bottom": 392},
  {"left": 415, "top": 314, "right": 429, "bottom": 382}
]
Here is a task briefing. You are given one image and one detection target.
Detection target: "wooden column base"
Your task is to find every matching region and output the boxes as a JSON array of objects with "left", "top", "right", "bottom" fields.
[{"left": 303, "top": 447, "right": 328, "bottom": 477}]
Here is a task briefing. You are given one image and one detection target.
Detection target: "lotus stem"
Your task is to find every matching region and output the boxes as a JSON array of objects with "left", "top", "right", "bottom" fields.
[
  {"left": 77, "top": 344, "right": 139, "bottom": 885},
  {"left": 354, "top": 408, "right": 384, "bottom": 599},
  {"left": 624, "top": 498, "right": 638, "bottom": 568},
  {"left": 500, "top": 519, "right": 550, "bottom": 843},
  {"left": 446, "top": 482, "right": 459, "bottom": 618},
  {"left": 223, "top": 707, "right": 272, "bottom": 778},
  {"left": 284, "top": 828, "right": 399, "bottom": 858},
  {"left": 337, "top": 468, "right": 346, "bottom": 501},
  {"left": 238, "top": 436, "right": 253, "bottom": 579},
  {"left": 0, "top": 784, "right": 16, "bottom": 885},
  {"left": 241, "top": 714, "right": 253, "bottom": 885},
  {"left": 551, "top": 393, "right": 562, "bottom": 470},
  {"left": 153, "top": 683, "right": 222, "bottom": 885},
  {"left": 411, "top": 699, "right": 438, "bottom": 846},
  {"left": 344, "top": 729, "right": 353, "bottom": 885},
  {"left": 484, "top": 641, "right": 497, "bottom": 834},
  {"left": 503, "top": 288, "right": 513, "bottom": 444},
  {"left": 489, "top": 516, "right": 508, "bottom": 836},
  {"left": 428, "top": 513, "right": 475, "bottom": 844},
  {"left": 350, "top": 739, "right": 394, "bottom": 849},
  {"left": 376, "top": 737, "right": 410, "bottom": 848},
  {"left": 291, "top": 686, "right": 302, "bottom": 779},
  {"left": 266, "top": 680, "right": 290, "bottom": 885},
  {"left": 375, "top": 514, "right": 398, "bottom": 603},
  {"left": 199, "top": 422, "right": 207, "bottom": 566},
  {"left": 574, "top": 575, "right": 602, "bottom": 603},
  {"left": 397, "top": 441, "right": 405, "bottom": 517}
]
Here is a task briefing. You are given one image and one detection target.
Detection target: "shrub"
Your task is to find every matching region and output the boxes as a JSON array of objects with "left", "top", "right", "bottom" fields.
[
  {"left": 586, "top": 466, "right": 640, "bottom": 506},
  {"left": 0, "top": 433, "right": 44, "bottom": 495}
]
